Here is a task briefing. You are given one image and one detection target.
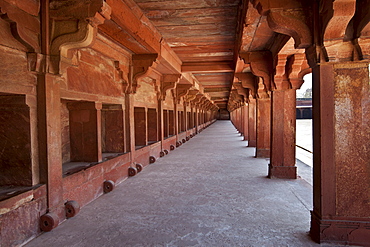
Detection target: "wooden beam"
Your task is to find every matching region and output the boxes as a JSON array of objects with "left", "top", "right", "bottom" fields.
[{"left": 182, "top": 62, "right": 234, "bottom": 73}]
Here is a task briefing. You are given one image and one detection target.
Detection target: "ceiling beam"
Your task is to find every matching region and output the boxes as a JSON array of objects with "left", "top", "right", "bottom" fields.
[{"left": 182, "top": 61, "right": 234, "bottom": 73}]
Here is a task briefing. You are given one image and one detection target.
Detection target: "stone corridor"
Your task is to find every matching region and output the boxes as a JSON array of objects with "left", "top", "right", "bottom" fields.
[{"left": 25, "top": 121, "right": 330, "bottom": 247}]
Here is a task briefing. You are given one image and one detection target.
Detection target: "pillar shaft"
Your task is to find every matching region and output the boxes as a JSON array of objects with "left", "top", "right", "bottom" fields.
[
  {"left": 243, "top": 104, "right": 249, "bottom": 141},
  {"left": 248, "top": 99, "right": 257, "bottom": 147},
  {"left": 310, "top": 62, "right": 370, "bottom": 245},
  {"left": 269, "top": 89, "right": 297, "bottom": 179},
  {"left": 125, "top": 94, "right": 136, "bottom": 157},
  {"left": 256, "top": 97, "right": 271, "bottom": 157},
  {"left": 158, "top": 99, "right": 164, "bottom": 149},
  {"left": 37, "top": 73, "right": 64, "bottom": 216}
]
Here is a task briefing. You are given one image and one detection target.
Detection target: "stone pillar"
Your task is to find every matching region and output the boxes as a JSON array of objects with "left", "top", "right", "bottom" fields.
[
  {"left": 158, "top": 99, "right": 164, "bottom": 147},
  {"left": 134, "top": 107, "right": 147, "bottom": 147},
  {"left": 237, "top": 107, "right": 242, "bottom": 134},
  {"left": 243, "top": 104, "right": 249, "bottom": 141},
  {"left": 269, "top": 89, "right": 297, "bottom": 178},
  {"left": 125, "top": 93, "right": 136, "bottom": 156},
  {"left": 37, "top": 73, "right": 64, "bottom": 217},
  {"left": 255, "top": 96, "right": 271, "bottom": 158},
  {"left": 310, "top": 62, "right": 370, "bottom": 244},
  {"left": 195, "top": 106, "right": 199, "bottom": 133},
  {"left": 248, "top": 98, "right": 257, "bottom": 147},
  {"left": 174, "top": 97, "right": 179, "bottom": 137},
  {"left": 190, "top": 103, "right": 194, "bottom": 129},
  {"left": 184, "top": 102, "right": 188, "bottom": 132},
  {"left": 240, "top": 105, "right": 245, "bottom": 136}
]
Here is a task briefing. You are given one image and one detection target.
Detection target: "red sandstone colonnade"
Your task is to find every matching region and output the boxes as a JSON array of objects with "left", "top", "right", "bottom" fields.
[{"left": 0, "top": 0, "right": 369, "bottom": 246}]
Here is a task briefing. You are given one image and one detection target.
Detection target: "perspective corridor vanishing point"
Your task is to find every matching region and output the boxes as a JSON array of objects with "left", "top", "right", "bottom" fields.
[{"left": 0, "top": 0, "right": 369, "bottom": 246}]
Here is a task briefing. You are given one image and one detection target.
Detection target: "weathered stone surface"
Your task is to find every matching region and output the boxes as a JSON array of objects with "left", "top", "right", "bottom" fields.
[
  {"left": 102, "top": 105, "right": 124, "bottom": 153},
  {"left": 0, "top": 185, "right": 46, "bottom": 247},
  {"left": 269, "top": 89, "right": 297, "bottom": 179},
  {"left": 66, "top": 49, "right": 124, "bottom": 97},
  {"left": 68, "top": 101, "right": 99, "bottom": 162},
  {"left": 1, "top": 0, "right": 370, "bottom": 246},
  {"left": 255, "top": 97, "right": 270, "bottom": 158},
  {"left": 0, "top": 46, "right": 36, "bottom": 90},
  {"left": 0, "top": 95, "right": 32, "bottom": 186}
]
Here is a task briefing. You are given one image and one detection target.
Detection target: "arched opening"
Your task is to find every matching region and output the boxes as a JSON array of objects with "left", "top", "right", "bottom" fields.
[{"left": 296, "top": 73, "right": 313, "bottom": 178}]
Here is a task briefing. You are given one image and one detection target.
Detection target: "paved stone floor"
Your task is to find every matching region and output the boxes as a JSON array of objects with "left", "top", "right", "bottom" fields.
[
  {"left": 296, "top": 119, "right": 313, "bottom": 167},
  {"left": 26, "top": 121, "right": 340, "bottom": 247}
]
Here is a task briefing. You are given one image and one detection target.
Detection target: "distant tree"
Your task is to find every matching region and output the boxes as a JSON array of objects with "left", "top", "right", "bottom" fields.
[{"left": 303, "top": 88, "right": 312, "bottom": 98}]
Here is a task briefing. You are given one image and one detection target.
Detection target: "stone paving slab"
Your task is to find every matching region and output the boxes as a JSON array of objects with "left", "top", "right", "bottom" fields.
[{"left": 25, "top": 121, "right": 342, "bottom": 247}]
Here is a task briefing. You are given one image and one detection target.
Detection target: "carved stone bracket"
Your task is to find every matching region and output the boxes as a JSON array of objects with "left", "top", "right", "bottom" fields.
[
  {"left": 176, "top": 84, "right": 192, "bottom": 104},
  {"left": 235, "top": 72, "right": 258, "bottom": 98},
  {"left": 347, "top": 1, "right": 370, "bottom": 61},
  {"left": 240, "top": 51, "right": 273, "bottom": 92},
  {"left": 323, "top": 0, "right": 356, "bottom": 62},
  {"left": 114, "top": 60, "right": 128, "bottom": 85},
  {"left": 193, "top": 94, "right": 204, "bottom": 108},
  {"left": 48, "top": 1, "right": 111, "bottom": 74},
  {"left": 267, "top": 9, "right": 312, "bottom": 49},
  {"left": 233, "top": 81, "right": 249, "bottom": 103},
  {"left": 0, "top": 0, "right": 42, "bottom": 73},
  {"left": 288, "top": 53, "right": 310, "bottom": 89},
  {"left": 0, "top": 1, "right": 40, "bottom": 53},
  {"left": 126, "top": 54, "right": 158, "bottom": 94},
  {"left": 250, "top": 0, "right": 312, "bottom": 49},
  {"left": 160, "top": 74, "right": 181, "bottom": 101},
  {"left": 186, "top": 90, "right": 198, "bottom": 104},
  {"left": 256, "top": 77, "right": 270, "bottom": 99},
  {"left": 274, "top": 54, "right": 290, "bottom": 90}
]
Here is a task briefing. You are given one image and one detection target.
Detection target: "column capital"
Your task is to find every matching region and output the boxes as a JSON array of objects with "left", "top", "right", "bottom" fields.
[
  {"left": 125, "top": 54, "right": 158, "bottom": 94},
  {"left": 240, "top": 51, "right": 273, "bottom": 92}
]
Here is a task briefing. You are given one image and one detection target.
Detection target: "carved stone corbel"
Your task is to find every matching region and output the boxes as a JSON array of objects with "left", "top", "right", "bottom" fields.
[
  {"left": 287, "top": 53, "right": 311, "bottom": 89},
  {"left": 323, "top": 0, "right": 356, "bottom": 62},
  {"left": 346, "top": 0, "right": 370, "bottom": 61},
  {"left": 233, "top": 81, "right": 249, "bottom": 103},
  {"left": 0, "top": 1, "right": 40, "bottom": 52},
  {"left": 235, "top": 72, "right": 258, "bottom": 99},
  {"left": 267, "top": 9, "right": 312, "bottom": 49},
  {"left": 240, "top": 51, "right": 273, "bottom": 92},
  {"left": 176, "top": 84, "right": 192, "bottom": 104},
  {"left": 186, "top": 90, "right": 198, "bottom": 104},
  {"left": 251, "top": 0, "right": 312, "bottom": 49},
  {"left": 193, "top": 94, "right": 204, "bottom": 109},
  {"left": 49, "top": 1, "right": 111, "bottom": 74},
  {"left": 273, "top": 54, "right": 290, "bottom": 90},
  {"left": 0, "top": 1, "right": 41, "bottom": 72},
  {"left": 113, "top": 60, "right": 128, "bottom": 86},
  {"left": 126, "top": 54, "right": 158, "bottom": 94},
  {"left": 160, "top": 74, "right": 181, "bottom": 101},
  {"left": 256, "top": 77, "right": 270, "bottom": 99}
]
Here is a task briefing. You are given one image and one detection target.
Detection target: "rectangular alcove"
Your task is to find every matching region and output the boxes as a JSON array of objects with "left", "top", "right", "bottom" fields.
[
  {"left": 168, "top": 110, "right": 175, "bottom": 137},
  {"left": 0, "top": 93, "right": 33, "bottom": 201},
  {"left": 101, "top": 104, "right": 125, "bottom": 160},
  {"left": 163, "top": 110, "right": 169, "bottom": 139},
  {"left": 187, "top": 112, "right": 191, "bottom": 130},
  {"left": 61, "top": 100, "right": 99, "bottom": 176},
  {"left": 178, "top": 111, "right": 182, "bottom": 133},
  {"left": 134, "top": 107, "right": 147, "bottom": 149},
  {"left": 179, "top": 111, "right": 185, "bottom": 133},
  {"left": 147, "top": 108, "right": 158, "bottom": 145}
]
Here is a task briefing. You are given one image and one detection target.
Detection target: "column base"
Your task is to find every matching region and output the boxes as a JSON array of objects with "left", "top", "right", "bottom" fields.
[
  {"left": 310, "top": 210, "right": 370, "bottom": 246},
  {"left": 268, "top": 164, "right": 297, "bottom": 179},
  {"left": 248, "top": 140, "right": 256, "bottom": 147},
  {"left": 255, "top": 148, "right": 270, "bottom": 158}
]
